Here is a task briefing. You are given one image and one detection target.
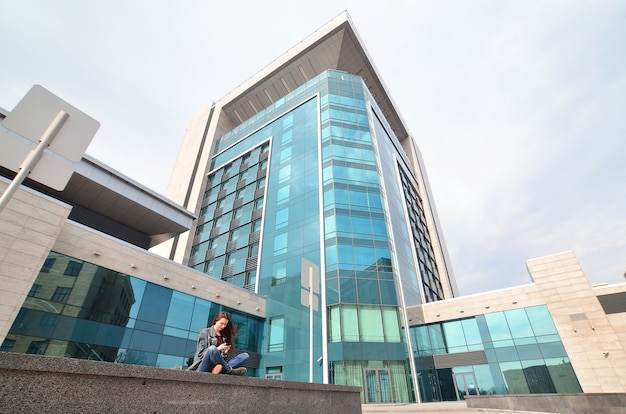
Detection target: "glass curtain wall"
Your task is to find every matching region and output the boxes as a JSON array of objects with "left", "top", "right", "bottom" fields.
[
  {"left": 321, "top": 72, "right": 412, "bottom": 403},
  {"left": 2, "top": 251, "right": 260, "bottom": 372},
  {"left": 409, "top": 305, "right": 582, "bottom": 401},
  {"left": 189, "top": 70, "right": 424, "bottom": 400}
]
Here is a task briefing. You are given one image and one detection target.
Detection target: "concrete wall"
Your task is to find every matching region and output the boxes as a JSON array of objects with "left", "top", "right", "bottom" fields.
[
  {"left": 526, "top": 252, "right": 626, "bottom": 393},
  {"left": 53, "top": 220, "right": 266, "bottom": 317},
  {"left": 0, "top": 352, "right": 362, "bottom": 414},
  {"left": 465, "top": 394, "right": 626, "bottom": 414},
  {"left": 0, "top": 179, "right": 71, "bottom": 343}
]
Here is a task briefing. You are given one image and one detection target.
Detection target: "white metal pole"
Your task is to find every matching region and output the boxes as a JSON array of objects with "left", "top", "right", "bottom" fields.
[
  {"left": 0, "top": 110, "right": 69, "bottom": 213},
  {"left": 309, "top": 266, "right": 314, "bottom": 383}
]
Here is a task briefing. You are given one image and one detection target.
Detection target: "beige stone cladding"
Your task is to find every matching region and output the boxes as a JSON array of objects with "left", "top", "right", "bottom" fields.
[
  {"left": 593, "top": 283, "right": 626, "bottom": 368},
  {"left": 417, "top": 283, "right": 541, "bottom": 324},
  {"left": 0, "top": 180, "right": 71, "bottom": 342},
  {"left": 52, "top": 221, "right": 266, "bottom": 318},
  {"left": 526, "top": 251, "right": 626, "bottom": 393},
  {"left": 411, "top": 251, "right": 626, "bottom": 394}
]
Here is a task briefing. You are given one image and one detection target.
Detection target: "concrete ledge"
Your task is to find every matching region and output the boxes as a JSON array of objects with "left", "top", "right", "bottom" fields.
[
  {"left": 465, "top": 394, "right": 626, "bottom": 414},
  {"left": 0, "top": 353, "right": 362, "bottom": 414}
]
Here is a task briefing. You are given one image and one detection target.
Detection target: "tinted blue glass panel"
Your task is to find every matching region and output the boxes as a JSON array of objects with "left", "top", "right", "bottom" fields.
[
  {"left": 516, "top": 344, "right": 543, "bottom": 360},
  {"left": 442, "top": 321, "right": 466, "bottom": 352},
  {"left": 165, "top": 291, "right": 194, "bottom": 330},
  {"left": 157, "top": 354, "right": 186, "bottom": 370},
  {"left": 504, "top": 308, "right": 534, "bottom": 339},
  {"left": 526, "top": 306, "right": 558, "bottom": 336},
  {"left": 95, "top": 324, "right": 126, "bottom": 347},
  {"left": 338, "top": 244, "right": 354, "bottom": 263},
  {"left": 340, "top": 277, "right": 357, "bottom": 303},
  {"left": 129, "top": 330, "right": 161, "bottom": 353},
  {"left": 137, "top": 284, "right": 171, "bottom": 325},
  {"left": 539, "top": 341, "right": 567, "bottom": 358},
  {"left": 485, "top": 312, "right": 512, "bottom": 341},
  {"left": 357, "top": 279, "right": 380, "bottom": 304},
  {"left": 494, "top": 346, "right": 519, "bottom": 362},
  {"left": 159, "top": 335, "right": 189, "bottom": 356}
]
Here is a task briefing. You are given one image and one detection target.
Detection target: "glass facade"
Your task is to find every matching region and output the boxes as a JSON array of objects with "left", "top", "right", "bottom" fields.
[
  {"left": 2, "top": 71, "right": 452, "bottom": 403},
  {"left": 2, "top": 251, "right": 261, "bottom": 373},
  {"left": 184, "top": 70, "right": 441, "bottom": 402},
  {"left": 0, "top": 68, "right": 593, "bottom": 406},
  {"left": 409, "top": 305, "right": 582, "bottom": 401}
]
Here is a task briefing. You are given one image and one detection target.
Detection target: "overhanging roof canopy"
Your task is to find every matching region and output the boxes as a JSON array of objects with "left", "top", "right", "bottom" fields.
[{"left": 219, "top": 11, "right": 410, "bottom": 144}]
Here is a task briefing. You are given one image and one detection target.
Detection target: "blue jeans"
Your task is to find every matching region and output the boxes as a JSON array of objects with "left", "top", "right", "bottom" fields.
[{"left": 198, "top": 345, "right": 249, "bottom": 373}]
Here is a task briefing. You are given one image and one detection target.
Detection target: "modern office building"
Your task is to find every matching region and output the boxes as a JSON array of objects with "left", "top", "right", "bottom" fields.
[
  {"left": 154, "top": 11, "right": 457, "bottom": 398},
  {"left": 1, "top": 11, "right": 624, "bottom": 405}
]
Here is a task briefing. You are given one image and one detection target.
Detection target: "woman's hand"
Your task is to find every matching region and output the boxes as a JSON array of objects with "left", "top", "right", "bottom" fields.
[{"left": 218, "top": 343, "right": 231, "bottom": 353}]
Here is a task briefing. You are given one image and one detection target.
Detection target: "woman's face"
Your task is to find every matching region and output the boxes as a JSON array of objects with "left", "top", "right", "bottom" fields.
[{"left": 213, "top": 317, "right": 229, "bottom": 334}]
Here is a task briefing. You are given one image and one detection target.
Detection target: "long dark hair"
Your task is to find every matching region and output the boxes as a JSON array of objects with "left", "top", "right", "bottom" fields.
[{"left": 211, "top": 311, "right": 238, "bottom": 346}]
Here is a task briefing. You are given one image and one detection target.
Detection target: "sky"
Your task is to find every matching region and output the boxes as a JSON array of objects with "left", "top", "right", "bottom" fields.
[{"left": 1, "top": 1, "right": 625, "bottom": 296}]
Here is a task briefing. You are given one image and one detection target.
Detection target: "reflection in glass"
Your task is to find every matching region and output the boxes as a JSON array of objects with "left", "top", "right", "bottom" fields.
[
  {"left": 409, "top": 305, "right": 582, "bottom": 401},
  {"left": 2, "top": 251, "right": 260, "bottom": 371}
]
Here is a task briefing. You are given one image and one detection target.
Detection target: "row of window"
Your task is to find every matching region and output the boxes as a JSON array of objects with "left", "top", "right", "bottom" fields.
[
  {"left": 41, "top": 257, "right": 83, "bottom": 276},
  {"left": 28, "top": 284, "right": 71, "bottom": 302},
  {"left": 191, "top": 143, "right": 269, "bottom": 281},
  {"left": 398, "top": 167, "right": 444, "bottom": 302}
]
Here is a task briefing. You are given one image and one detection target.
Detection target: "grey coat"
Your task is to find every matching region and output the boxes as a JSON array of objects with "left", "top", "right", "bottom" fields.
[{"left": 188, "top": 327, "right": 229, "bottom": 370}]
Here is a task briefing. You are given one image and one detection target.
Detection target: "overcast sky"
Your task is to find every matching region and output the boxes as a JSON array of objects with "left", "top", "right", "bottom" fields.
[{"left": 2, "top": 1, "right": 625, "bottom": 295}]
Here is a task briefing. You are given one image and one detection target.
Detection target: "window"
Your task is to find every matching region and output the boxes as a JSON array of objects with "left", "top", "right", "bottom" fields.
[
  {"left": 273, "top": 233, "right": 288, "bottom": 255},
  {"left": 64, "top": 260, "right": 83, "bottom": 276},
  {"left": 41, "top": 258, "right": 55, "bottom": 273},
  {"left": 254, "top": 197, "right": 264, "bottom": 210},
  {"left": 213, "top": 216, "right": 223, "bottom": 229},
  {"left": 51, "top": 287, "right": 71, "bottom": 302},
  {"left": 257, "top": 177, "right": 266, "bottom": 189},
  {"left": 226, "top": 254, "right": 236, "bottom": 266},
  {"left": 26, "top": 340, "right": 48, "bottom": 355},
  {"left": 265, "top": 366, "right": 282, "bottom": 380},
  {"left": 251, "top": 219, "right": 262, "bottom": 233},
  {"left": 229, "top": 229, "right": 240, "bottom": 242},
  {"left": 205, "top": 259, "right": 215, "bottom": 274},
  {"left": 269, "top": 316, "right": 285, "bottom": 352},
  {"left": 248, "top": 243, "right": 259, "bottom": 257},
  {"left": 271, "top": 261, "right": 287, "bottom": 286},
  {"left": 245, "top": 271, "right": 256, "bottom": 291},
  {"left": 233, "top": 207, "right": 243, "bottom": 219},
  {"left": 276, "top": 208, "right": 289, "bottom": 228},
  {"left": 0, "top": 339, "right": 16, "bottom": 352},
  {"left": 28, "top": 284, "right": 42, "bottom": 297}
]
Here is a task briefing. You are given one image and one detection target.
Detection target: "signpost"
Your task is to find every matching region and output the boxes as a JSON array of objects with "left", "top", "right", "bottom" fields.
[
  {"left": 301, "top": 258, "right": 319, "bottom": 383},
  {"left": 0, "top": 85, "right": 100, "bottom": 212}
]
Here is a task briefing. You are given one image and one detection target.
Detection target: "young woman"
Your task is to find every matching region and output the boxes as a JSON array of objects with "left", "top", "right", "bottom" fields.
[{"left": 190, "top": 311, "right": 249, "bottom": 375}]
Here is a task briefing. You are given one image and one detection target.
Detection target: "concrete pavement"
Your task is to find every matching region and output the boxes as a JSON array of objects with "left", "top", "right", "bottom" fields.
[{"left": 361, "top": 401, "right": 548, "bottom": 413}]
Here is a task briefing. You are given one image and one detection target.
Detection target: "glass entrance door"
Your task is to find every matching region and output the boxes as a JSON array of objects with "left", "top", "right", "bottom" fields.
[
  {"left": 364, "top": 368, "right": 393, "bottom": 403},
  {"left": 453, "top": 372, "right": 479, "bottom": 400}
]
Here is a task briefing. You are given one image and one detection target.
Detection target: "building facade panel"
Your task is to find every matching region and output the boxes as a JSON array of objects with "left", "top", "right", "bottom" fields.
[{"left": 0, "top": 180, "right": 71, "bottom": 341}]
